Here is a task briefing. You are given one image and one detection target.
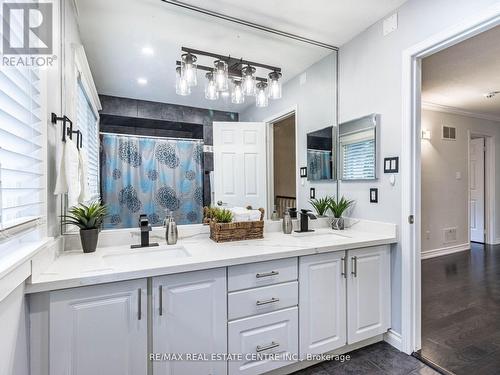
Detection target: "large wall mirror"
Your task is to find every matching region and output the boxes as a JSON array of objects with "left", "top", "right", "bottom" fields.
[
  {"left": 338, "top": 114, "right": 379, "bottom": 181},
  {"left": 306, "top": 126, "right": 336, "bottom": 181},
  {"left": 60, "top": 0, "right": 338, "bottom": 231}
]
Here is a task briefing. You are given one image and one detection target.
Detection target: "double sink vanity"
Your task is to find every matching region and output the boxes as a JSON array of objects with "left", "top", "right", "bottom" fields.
[{"left": 27, "top": 219, "right": 396, "bottom": 375}]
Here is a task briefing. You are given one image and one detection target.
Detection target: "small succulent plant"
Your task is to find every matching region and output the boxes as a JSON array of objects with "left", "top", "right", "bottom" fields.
[
  {"left": 61, "top": 201, "right": 108, "bottom": 230},
  {"left": 328, "top": 196, "right": 354, "bottom": 218},
  {"left": 309, "top": 197, "right": 331, "bottom": 216}
]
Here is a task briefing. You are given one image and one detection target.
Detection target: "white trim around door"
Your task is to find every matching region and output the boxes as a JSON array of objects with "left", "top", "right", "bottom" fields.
[{"left": 401, "top": 4, "right": 500, "bottom": 355}]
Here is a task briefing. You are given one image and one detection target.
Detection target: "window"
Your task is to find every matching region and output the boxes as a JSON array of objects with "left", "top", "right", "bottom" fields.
[
  {"left": 0, "top": 67, "right": 45, "bottom": 230},
  {"left": 76, "top": 79, "right": 99, "bottom": 200},
  {"left": 340, "top": 129, "right": 376, "bottom": 180}
]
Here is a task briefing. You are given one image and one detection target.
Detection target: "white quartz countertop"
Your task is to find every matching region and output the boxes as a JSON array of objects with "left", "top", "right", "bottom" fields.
[{"left": 26, "top": 220, "right": 397, "bottom": 293}]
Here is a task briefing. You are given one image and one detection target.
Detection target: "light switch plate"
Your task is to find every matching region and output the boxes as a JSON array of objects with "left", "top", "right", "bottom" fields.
[
  {"left": 370, "top": 188, "right": 378, "bottom": 203},
  {"left": 310, "top": 188, "right": 315, "bottom": 199}
]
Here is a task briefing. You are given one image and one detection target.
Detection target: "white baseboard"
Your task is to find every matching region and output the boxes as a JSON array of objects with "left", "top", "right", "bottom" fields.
[
  {"left": 383, "top": 329, "right": 402, "bottom": 351},
  {"left": 421, "top": 243, "right": 470, "bottom": 259}
]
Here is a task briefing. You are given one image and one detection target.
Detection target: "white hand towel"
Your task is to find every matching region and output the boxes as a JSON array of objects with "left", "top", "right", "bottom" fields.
[
  {"left": 54, "top": 142, "right": 68, "bottom": 195},
  {"left": 64, "top": 139, "right": 81, "bottom": 208},
  {"left": 78, "top": 150, "right": 90, "bottom": 203}
]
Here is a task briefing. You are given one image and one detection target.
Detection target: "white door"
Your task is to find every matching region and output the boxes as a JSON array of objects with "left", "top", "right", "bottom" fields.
[
  {"left": 213, "top": 122, "right": 267, "bottom": 210},
  {"left": 152, "top": 268, "right": 227, "bottom": 375},
  {"left": 470, "top": 138, "right": 485, "bottom": 243},
  {"left": 347, "top": 246, "right": 391, "bottom": 344},
  {"left": 50, "top": 279, "right": 148, "bottom": 375},
  {"left": 299, "top": 252, "right": 346, "bottom": 356}
]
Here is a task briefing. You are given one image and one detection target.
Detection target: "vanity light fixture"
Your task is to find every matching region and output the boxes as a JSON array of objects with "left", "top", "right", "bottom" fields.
[
  {"left": 268, "top": 71, "right": 282, "bottom": 99},
  {"left": 204, "top": 71, "right": 219, "bottom": 100},
  {"left": 181, "top": 53, "right": 198, "bottom": 87},
  {"left": 137, "top": 77, "right": 148, "bottom": 85},
  {"left": 175, "top": 67, "right": 190, "bottom": 96},
  {"left": 214, "top": 60, "right": 229, "bottom": 92},
  {"left": 231, "top": 80, "right": 245, "bottom": 104},
  {"left": 255, "top": 82, "right": 268, "bottom": 107},
  {"left": 242, "top": 65, "right": 256, "bottom": 96}
]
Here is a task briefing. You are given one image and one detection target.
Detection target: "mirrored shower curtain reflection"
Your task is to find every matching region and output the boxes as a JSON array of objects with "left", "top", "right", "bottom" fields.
[{"left": 100, "top": 134, "right": 204, "bottom": 229}]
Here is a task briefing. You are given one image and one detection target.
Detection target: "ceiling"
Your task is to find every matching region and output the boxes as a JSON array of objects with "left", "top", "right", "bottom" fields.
[
  {"left": 75, "top": 0, "right": 407, "bottom": 113},
  {"left": 422, "top": 25, "right": 500, "bottom": 119}
]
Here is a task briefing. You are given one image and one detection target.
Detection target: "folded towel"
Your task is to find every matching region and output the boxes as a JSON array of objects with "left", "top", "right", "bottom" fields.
[
  {"left": 54, "top": 139, "right": 81, "bottom": 208},
  {"left": 229, "top": 207, "right": 262, "bottom": 222}
]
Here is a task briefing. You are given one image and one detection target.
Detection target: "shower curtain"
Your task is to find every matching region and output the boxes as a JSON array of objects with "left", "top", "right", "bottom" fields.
[
  {"left": 307, "top": 149, "right": 332, "bottom": 180},
  {"left": 101, "top": 134, "right": 204, "bottom": 229}
]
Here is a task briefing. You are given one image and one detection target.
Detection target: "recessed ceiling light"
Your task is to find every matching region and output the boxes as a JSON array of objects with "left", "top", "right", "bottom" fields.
[
  {"left": 137, "top": 78, "right": 148, "bottom": 85},
  {"left": 141, "top": 46, "right": 154, "bottom": 56}
]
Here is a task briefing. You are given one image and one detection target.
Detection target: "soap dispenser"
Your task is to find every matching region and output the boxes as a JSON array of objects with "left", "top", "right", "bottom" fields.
[
  {"left": 282, "top": 209, "right": 293, "bottom": 234},
  {"left": 163, "top": 211, "right": 178, "bottom": 245}
]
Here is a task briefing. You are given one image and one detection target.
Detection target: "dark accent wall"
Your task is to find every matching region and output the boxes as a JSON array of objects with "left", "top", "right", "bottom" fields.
[{"left": 98, "top": 95, "right": 239, "bottom": 205}]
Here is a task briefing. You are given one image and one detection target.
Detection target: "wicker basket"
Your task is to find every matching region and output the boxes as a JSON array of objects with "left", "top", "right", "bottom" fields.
[{"left": 209, "top": 208, "right": 265, "bottom": 243}]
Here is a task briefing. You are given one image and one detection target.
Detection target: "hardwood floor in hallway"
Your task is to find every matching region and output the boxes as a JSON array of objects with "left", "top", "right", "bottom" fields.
[{"left": 421, "top": 243, "right": 500, "bottom": 374}]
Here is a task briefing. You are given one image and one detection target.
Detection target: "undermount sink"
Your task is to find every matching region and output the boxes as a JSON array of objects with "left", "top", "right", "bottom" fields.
[
  {"left": 102, "top": 244, "right": 190, "bottom": 262},
  {"left": 291, "top": 229, "right": 351, "bottom": 239}
]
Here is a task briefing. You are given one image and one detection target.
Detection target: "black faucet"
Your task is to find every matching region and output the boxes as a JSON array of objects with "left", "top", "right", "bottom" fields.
[
  {"left": 131, "top": 214, "right": 159, "bottom": 249},
  {"left": 295, "top": 209, "right": 317, "bottom": 233}
]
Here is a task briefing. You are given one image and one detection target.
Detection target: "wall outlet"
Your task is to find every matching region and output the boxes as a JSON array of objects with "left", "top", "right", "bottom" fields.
[
  {"left": 443, "top": 227, "right": 457, "bottom": 243},
  {"left": 425, "top": 230, "right": 431, "bottom": 240}
]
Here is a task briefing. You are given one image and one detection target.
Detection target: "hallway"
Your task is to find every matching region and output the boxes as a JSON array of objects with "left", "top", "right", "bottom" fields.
[{"left": 421, "top": 243, "right": 500, "bottom": 374}]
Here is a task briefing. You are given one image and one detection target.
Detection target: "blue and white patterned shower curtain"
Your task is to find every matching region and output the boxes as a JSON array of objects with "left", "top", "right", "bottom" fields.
[
  {"left": 101, "top": 134, "right": 204, "bottom": 229},
  {"left": 307, "top": 149, "right": 332, "bottom": 180}
]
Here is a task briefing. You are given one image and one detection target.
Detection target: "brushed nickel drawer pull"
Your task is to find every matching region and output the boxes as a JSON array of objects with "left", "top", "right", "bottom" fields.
[
  {"left": 256, "top": 297, "right": 280, "bottom": 306},
  {"left": 256, "top": 341, "right": 280, "bottom": 352},
  {"left": 341, "top": 257, "right": 346, "bottom": 278},
  {"left": 256, "top": 270, "right": 279, "bottom": 278},
  {"left": 138, "top": 288, "right": 142, "bottom": 320},
  {"left": 351, "top": 256, "right": 357, "bottom": 277}
]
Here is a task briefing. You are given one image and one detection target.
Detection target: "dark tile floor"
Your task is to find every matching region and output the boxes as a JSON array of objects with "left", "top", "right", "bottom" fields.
[
  {"left": 292, "top": 342, "right": 438, "bottom": 375},
  {"left": 421, "top": 243, "right": 500, "bottom": 375}
]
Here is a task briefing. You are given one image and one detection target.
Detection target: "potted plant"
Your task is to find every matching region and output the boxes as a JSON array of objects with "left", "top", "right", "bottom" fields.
[
  {"left": 328, "top": 196, "right": 354, "bottom": 230},
  {"left": 62, "top": 201, "right": 108, "bottom": 253},
  {"left": 309, "top": 196, "right": 331, "bottom": 217}
]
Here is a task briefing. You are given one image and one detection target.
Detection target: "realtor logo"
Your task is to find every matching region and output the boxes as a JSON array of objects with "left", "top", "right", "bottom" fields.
[{"left": 2, "top": 2, "right": 53, "bottom": 55}]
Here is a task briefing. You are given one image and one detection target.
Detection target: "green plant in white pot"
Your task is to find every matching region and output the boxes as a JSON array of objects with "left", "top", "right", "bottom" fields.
[
  {"left": 328, "top": 196, "right": 354, "bottom": 230},
  {"left": 62, "top": 201, "right": 107, "bottom": 253},
  {"left": 309, "top": 197, "right": 331, "bottom": 217}
]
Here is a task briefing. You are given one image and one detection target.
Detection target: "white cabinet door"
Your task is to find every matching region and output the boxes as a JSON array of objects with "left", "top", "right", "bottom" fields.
[
  {"left": 50, "top": 279, "right": 147, "bottom": 375},
  {"left": 299, "top": 251, "right": 346, "bottom": 356},
  {"left": 213, "top": 121, "right": 267, "bottom": 210},
  {"left": 347, "top": 245, "right": 391, "bottom": 344},
  {"left": 152, "top": 268, "right": 227, "bottom": 375}
]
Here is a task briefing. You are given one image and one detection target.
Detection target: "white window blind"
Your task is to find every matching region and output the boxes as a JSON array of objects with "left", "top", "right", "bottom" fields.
[
  {"left": 341, "top": 129, "right": 375, "bottom": 180},
  {"left": 76, "top": 79, "right": 99, "bottom": 200},
  {"left": 0, "top": 67, "right": 44, "bottom": 230}
]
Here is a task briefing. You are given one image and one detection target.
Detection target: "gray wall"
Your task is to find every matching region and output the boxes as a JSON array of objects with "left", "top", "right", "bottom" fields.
[
  {"left": 338, "top": 0, "right": 500, "bottom": 334},
  {"left": 421, "top": 109, "right": 500, "bottom": 253},
  {"left": 241, "top": 52, "right": 337, "bottom": 211}
]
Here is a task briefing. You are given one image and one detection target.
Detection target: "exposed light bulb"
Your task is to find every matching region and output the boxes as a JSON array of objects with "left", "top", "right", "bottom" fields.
[
  {"left": 242, "top": 65, "right": 256, "bottom": 96},
  {"left": 181, "top": 53, "right": 198, "bottom": 87},
  {"left": 255, "top": 82, "right": 268, "bottom": 108},
  {"left": 175, "top": 67, "right": 190, "bottom": 96},
  {"left": 268, "top": 71, "right": 282, "bottom": 100},
  {"left": 137, "top": 77, "right": 148, "bottom": 85},
  {"left": 205, "top": 72, "right": 219, "bottom": 100},
  {"left": 214, "top": 60, "right": 228, "bottom": 91},
  {"left": 231, "top": 80, "right": 245, "bottom": 104}
]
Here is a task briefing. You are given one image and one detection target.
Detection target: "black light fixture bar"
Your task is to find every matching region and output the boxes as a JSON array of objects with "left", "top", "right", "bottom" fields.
[
  {"left": 176, "top": 60, "right": 268, "bottom": 82},
  {"left": 160, "top": 0, "right": 338, "bottom": 51},
  {"left": 181, "top": 47, "right": 281, "bottom": 72}
]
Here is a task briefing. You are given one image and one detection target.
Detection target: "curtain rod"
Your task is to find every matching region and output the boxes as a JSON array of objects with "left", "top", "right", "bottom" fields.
[
  {"left": 160, "top": 0, "right": 338, "bottom": 51},
  {"left": 100, "top": 132, "right": 204, "bottom": 143}
]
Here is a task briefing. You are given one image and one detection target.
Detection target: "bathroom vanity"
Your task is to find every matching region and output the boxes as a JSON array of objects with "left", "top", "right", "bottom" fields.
[{"left": 27, "top": 219, "right": 396, "bottom": 375}]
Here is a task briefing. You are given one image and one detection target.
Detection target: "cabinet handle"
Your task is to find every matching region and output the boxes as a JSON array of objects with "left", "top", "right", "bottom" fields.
[
  {"left": 256, "top": 297, "right": 280, "bottom": 306},
  {"left": 256, "top": 341, "right": 280, "bottom": 352},
  {"left": 159, "top": 285, "right": 163, "bottom": 316},
  {"left": 341, "top": 257, "right": 346, "bottom": 278},
  {"left": 351, "top": 256, "right": 357, "bottom": 277},
  {"left": 256, "top": 270, "right": 279, "bottom": 278},
  {"left": 138, "top": 288, "right": 142, "bottom": 320}
]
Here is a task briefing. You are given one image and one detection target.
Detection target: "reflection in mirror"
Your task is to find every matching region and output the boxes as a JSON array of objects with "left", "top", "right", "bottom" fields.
[
  {"left": 306, "top": 126, "right": 336, "bottom": 181},
  {"left": 66, "top": 0, "right": 337, "bottom": 230},
  {"left": 339, "top": 114, "right": 378, "bottom": 181}
]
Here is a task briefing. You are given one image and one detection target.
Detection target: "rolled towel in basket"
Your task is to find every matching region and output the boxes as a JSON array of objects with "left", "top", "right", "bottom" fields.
[{"left": 229, "top": 207, "right": 262, "bottom": 222}]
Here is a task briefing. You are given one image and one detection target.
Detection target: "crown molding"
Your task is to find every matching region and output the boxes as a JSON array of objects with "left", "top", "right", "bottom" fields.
[{"left": 422, "top": 102, "right": 500, "bottom": 123}]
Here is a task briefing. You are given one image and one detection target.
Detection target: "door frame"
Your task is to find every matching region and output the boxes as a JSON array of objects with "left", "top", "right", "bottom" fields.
[
  {"left": 401, "top": 4, "right": 500, "bottom": 355},
  {"left": 263, "top": 106, "right": 299, "bottom": 217},
  {"left": 468, "top": 131, "right": 495, "bottom": 245}
]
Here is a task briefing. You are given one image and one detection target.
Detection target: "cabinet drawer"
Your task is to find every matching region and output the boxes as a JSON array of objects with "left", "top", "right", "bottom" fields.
[
  {"left": 228, "top": 281, "right": 298, "bottom": 320},
  {"left": 228, "top": 258, "right": 298, "bottom": 292},
  {"left": 228, "top": 307, "right": 298, "bottom": 375}
]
